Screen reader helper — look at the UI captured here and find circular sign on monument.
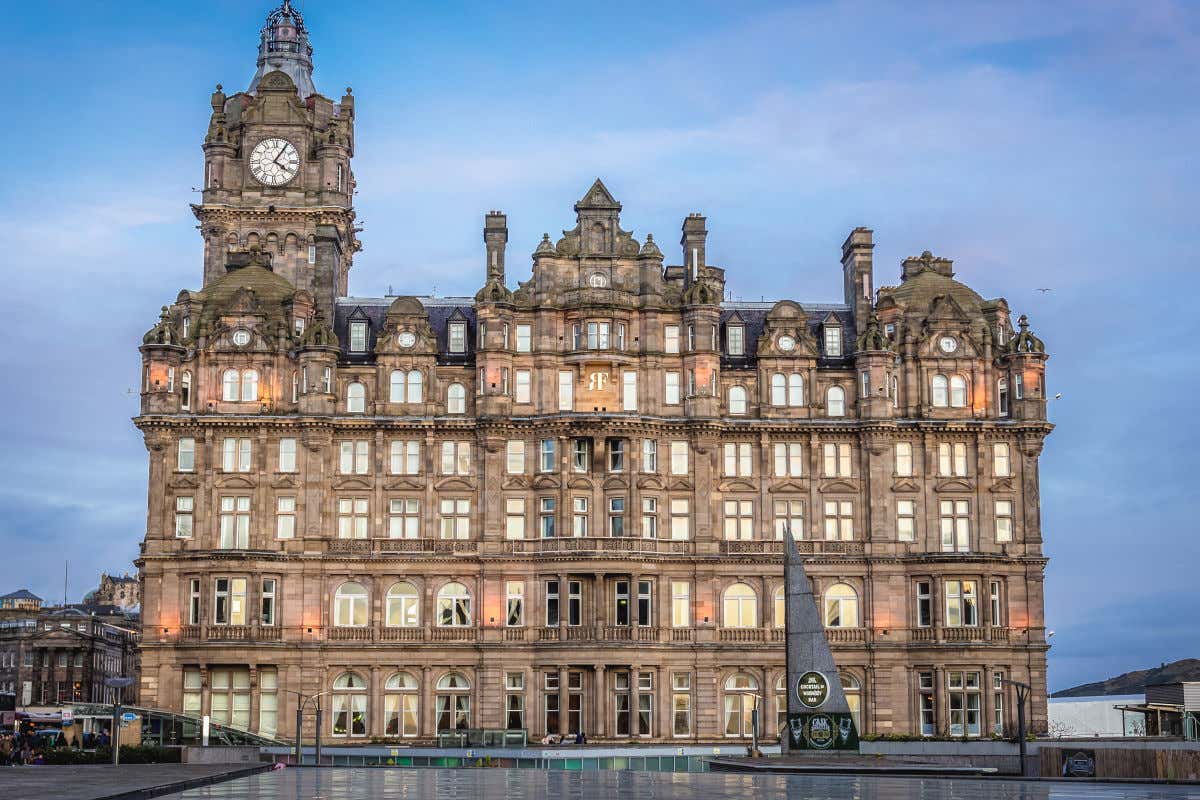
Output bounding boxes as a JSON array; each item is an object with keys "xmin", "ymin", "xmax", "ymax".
[
  {"xmin": 804, "ymin": 713, "xmax": 836, "ymax": 749},
  {"xmin": 796, "ymin": 671, "xmax": 829, "ymax": 709}
]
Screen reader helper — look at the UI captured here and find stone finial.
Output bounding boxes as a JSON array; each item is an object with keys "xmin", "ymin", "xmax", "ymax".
[{"xmin": 534, "ymin": 233, "xmax": 555, "ymax": 255}]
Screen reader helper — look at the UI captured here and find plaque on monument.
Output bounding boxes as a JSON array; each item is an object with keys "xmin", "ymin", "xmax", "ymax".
[{"xmin": 782, "ymin": 526, "xmax": 859, "ymax": 752}]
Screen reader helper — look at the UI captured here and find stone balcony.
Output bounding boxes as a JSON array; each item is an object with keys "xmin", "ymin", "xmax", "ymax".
[{"xmin": 909, "ymin": 626, "xmax": 1014, "ymax": 644}]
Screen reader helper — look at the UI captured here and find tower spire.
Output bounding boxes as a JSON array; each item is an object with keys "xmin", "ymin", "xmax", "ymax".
[{"xmin": 248, "ymin": 0, "xmax": 317, "ymax": 98}]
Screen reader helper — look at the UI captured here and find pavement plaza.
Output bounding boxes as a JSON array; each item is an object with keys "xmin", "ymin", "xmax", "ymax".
[{"xmin": 162, "ymin": 767, "xmax": 1200, "ymax": 800}]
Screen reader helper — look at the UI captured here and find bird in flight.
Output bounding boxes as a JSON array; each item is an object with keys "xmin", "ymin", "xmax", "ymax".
[{"xmin": 1036, "ymin": 288, "xmax": 1053, "ymax": 293}]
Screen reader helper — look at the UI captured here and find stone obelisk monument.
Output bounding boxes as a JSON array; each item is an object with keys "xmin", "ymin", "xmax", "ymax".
[{"xmin": 782, "ymin": 526, "xmax": 859, "ymax": 752}]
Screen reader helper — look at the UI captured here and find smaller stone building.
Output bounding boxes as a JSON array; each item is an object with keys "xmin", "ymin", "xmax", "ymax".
[{"xmin": 86, "ymin": 573, "xmax": 142, "ymax": 612}]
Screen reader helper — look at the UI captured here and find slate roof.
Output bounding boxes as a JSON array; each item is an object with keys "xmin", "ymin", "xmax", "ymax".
[
  {"xmin": 333, "ymin": 296, "xmax": 855, "ymax": 367},
  {"xmin": 0, "ymin": 589, "xmax": 42, "ymax": 602}
]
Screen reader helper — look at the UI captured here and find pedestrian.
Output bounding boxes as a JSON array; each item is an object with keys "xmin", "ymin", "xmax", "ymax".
[{"xmin": 0, "ymin": 733, "xmax": 11, "ymax": 766}]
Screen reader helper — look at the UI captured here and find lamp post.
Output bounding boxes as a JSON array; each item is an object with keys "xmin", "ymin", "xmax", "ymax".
[
  {"xmin": 1002, "ymin": 679, "xmax": 1031, "ymax": 775},
  {"xmin": 734, "ymin": 691, "xmax": 763, "ymax": 756},
  {"xmin": 103, "ymin": 677, "xmax": 135, "ymax": 767},
  {"xmin": 283, "ymin": 689, "xmax": 331, "ymax": 766}
]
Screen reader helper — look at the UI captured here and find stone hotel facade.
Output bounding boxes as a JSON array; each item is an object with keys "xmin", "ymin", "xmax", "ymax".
[{"xmin": 135, "ymin": 1, "xmax": 1052, "ymax": 744}]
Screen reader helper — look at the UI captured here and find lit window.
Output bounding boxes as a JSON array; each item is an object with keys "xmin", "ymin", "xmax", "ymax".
[
  {"xmin": 213, "ymin": 577, "xmax": 247, "ymax": 626},
  {"xmin": 823, "ymin": 583, "xmax": 859, "ymax": 628},
  {"xmin": 669, "ymin": 498, "xmax": 690, "ymax": 540},
  {"xmin": 671, "ymin": 582, "xmax": 690, "ymax": 627},
  {"xmin": 945, "ymin": 580, "xmax": 978, "ymax": 628},
  {"xmin": 723, "ymin": 584, "xmax": 757, "ymax": 628},
  {"xmin": 385, "ymin": 584, "xmax": 420, "ymax": 627},
  {"xmin": 823, "ymin": 500, "xmax": 854, "ymax": 540}
]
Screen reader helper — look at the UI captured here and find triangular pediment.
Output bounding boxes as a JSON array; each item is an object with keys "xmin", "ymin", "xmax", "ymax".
[
  {"xmin": 769, "ymin": 479, "xmax": 807, "ymax": 494},
  {"xmin": 576, "ymin": 178, "xmax": 620, "ymax": 210},
  {"xmin": 502, "ymin": 476, "xmax": 530, "ymax": 490},
  {"xmin": 385, "ymin": 477, "xmax": 424, "ymax": 491},
  {"xmin": 667, "ymin": 477, "xmax": 694, "ymax": 491},
  {"xmin": 927, "ymin": 294, "xmax": 969, "ymax": 321},
  {"xmin": 989, "ymin": 478, "xmax": 1016, "ymax": 493},
  {"xmin": 169, "ymin": 474, "xmax": 200, "ymax": 490},
  {"xmin": 636, "ymin": 475, "xmax": 665, "ymax": 491},
  {"xmin": 891, "ymin": 479, "xmax": 921, "ymax": 493},
  {"xmin": 270, "ymin": 474, "xmax": 298, "ymax": 490},
  {"xmin": 532, "ymin": 475, "xmax": 561, "ymax": 490}
]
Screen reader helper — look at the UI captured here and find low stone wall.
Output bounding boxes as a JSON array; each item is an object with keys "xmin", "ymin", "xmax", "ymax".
[
  {"xmin": 181, "ymin": 745, "xmax": 263, "ymax": 765},
  {"xmin": 860, "ymin": 740, "xmax": 1023, "ymax": 774}
]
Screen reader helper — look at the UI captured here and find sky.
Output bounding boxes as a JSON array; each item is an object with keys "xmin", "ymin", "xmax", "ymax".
[{"xmin": 0, "ymin": 0, "xmax": 1196, "ymax": 692}]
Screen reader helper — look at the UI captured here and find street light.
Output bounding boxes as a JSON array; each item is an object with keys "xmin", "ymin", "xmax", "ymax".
[
  {"xmin": 103, "ymin": 676, "xmax": 135, "ymax": 767},
  {"xmin": 732, "ymin": 690, "xmax": 763, "ymax": 756},
  {"xmin": 1001, "ymin": 679, "xmax": 1032, "ymax": 775},
  {"xmin": 282, "ymin": 689, "xmax": 331, "ymax": 766}
]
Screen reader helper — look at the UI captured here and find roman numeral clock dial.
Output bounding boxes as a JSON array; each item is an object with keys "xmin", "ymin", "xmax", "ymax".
[{"xmin": 249, "ymin": 137, "xmax": 300, "ymax": 186}]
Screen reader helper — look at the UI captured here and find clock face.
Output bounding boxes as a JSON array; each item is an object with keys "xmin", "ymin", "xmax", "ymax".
[
  {"xmin": 939, "ymin": 336, "xmax": 958, "ymax": 354},
  {"xmin": 398, "ymin": 332, "xmax": 417, "ymax": 348},
  {"xmin": 249, "ymin": 137, "xmax": 300, "ymax": 186},
  {"xmin": 778, "ymin": 335, "xmax": 796, "ymax": 352}
]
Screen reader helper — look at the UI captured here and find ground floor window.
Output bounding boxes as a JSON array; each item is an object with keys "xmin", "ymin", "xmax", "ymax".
[
  {"xmin": 210, "ymin": 667, "xmax": 251, "ymax": 729},
  {"xmin": 436, "ymin": 672, "xmax": 471, "ymax": 731},
  {"xmin": 947, "ymin": 670, "xmax": 982, "ymax": 737},
  {"xmin": 332, "ymin": 671, "xmax": 367, "ymax": 737},
  {"xmin": 672, "ymin": 672, "xmax": 691, "ymax": 736},
  {"xmin": 723, "ymin": 673, "xmax": 758, "ymax": 737},
  {"xmin": 918, "ymin": 671, "xmax": 935, "ymax": 736},
  {"xmin": 384, "ymin": 672, "xmax": 419, "ymax": 737}
]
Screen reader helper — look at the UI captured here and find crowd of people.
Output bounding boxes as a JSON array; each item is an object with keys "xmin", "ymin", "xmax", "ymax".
[{"xmin": 0, "ymin": 728, "xmax": 110, "ymax": 765}]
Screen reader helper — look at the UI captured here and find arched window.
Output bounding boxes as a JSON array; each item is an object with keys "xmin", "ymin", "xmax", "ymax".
[
  {"xmin": 222, "ymin": 369, "xmax": 239, "ymax": 402},
  {"xmin": 386, "ymin": 582, "xmax": 420, "ymax": 628},
  {"xmin": 723, "ymin": 673, "xmax": 759, "ymax": 737},
  {"xmin": 437, "ymin": 582, "xmax": 471, "ymax": 627},
  {"xmin": 346, "ymin": 381, "xmax": 365, "ymax": 413},
  {"xmin": 788, "ymin": 373, "xmax": 805, "ymax": 407},
  {"xmin": 823, "ymin": 583, "xmax": 859, "ymax": 628},
  {"xmin": 331, "ymin": 671, "xmax": 367, "ymax": 737},
  {"xmin": 390, "ymin": 370, "xmax": 406, "ymax": 403},
  {"xmin": 407, "ymin": 371, "xmax": 423, "ymax": 403},
  {"xmin": 384, "ymin": 671, "xmax": 419, "ymax": 737},
  {"xmin": 931, "ymin": 374, "xmax": 949, "ymax": 407},
  {"xmin": 723, "ymin": 583, "xmax": 758, "ymax": 628},
  {"xmin": 728, "ymin": 386, "xmax": 747, "ymax": 415},
  {"xmin": 826, "ymin": 386, "xmax": 845, "ymax": 417},
  {"xmin": 435, "ymin": 672, "xmax": 471, "ymax": 732},
  {"xmin": 773, "ymin": 586, "xmax": 786, "ymax": 629},
  {"xmin": 241, "ymin": 369, "xmax": 259, "ymax": 402},
  {"xmin": 333, "ymin": 581, "xmax": 368, "ymax": 627},
  {"xmin": 447, "ymin": 383, "xmax": 466, "ymax": 415},
  {"xmin": 841, "ymin": 673, "xmax": 862, "ymax": 733},
  {"xmin": 770, "ymin": 374, "xmax": 786, "ymax": 407},
  {"xmin": 181, "ymin": 371, "xmax": 192, "ymax": 411},
  {"xmin": 949, "ymin": 375, "xmax": 968, "ymax": 408}
]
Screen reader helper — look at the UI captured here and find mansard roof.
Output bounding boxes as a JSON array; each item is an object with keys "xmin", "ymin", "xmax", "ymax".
[
  {"xmin": 335, "ymin": 296, "xmax": 476, "ymax": 365},
  {"xmin": 720, "ymin": 302, "xmax": 855, "ymax": 368}
]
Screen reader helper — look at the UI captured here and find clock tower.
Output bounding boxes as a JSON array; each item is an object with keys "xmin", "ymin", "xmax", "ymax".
[{"xmin": 194, "ymin": 0, "xmax": 359, "ymax": 319}]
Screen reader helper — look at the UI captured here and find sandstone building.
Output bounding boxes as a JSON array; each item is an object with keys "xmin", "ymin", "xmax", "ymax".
[{"xmin": 135, "ymin": 1, "xmax": 1052, "ymax": 744}]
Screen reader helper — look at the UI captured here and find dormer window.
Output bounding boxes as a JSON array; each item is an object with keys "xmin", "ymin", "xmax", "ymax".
[
  {"xmin": 727, "ymin": 324, "xmax": 744, "ymax": 356},
  {"xmin": 824, "ymin": 326, "xmax": 842, "ymax": 357},
  {"xmin": 448, "ymin": 321, "xmax": 466, "ymax": 353},
  {"xmin": 349, "ymin": 321, "xmax": 368, "ymax": 353}
]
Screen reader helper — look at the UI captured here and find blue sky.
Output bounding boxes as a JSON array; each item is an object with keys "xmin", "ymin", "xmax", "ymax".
[{"xmin": 1, "ymin": 1, "xmax": 1196, "ymax": 691}]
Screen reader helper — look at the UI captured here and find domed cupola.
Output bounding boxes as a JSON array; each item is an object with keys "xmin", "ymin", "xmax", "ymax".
[{"xmin": 249, "ymin": 0, "xmax": 316, "ymax": 98}]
